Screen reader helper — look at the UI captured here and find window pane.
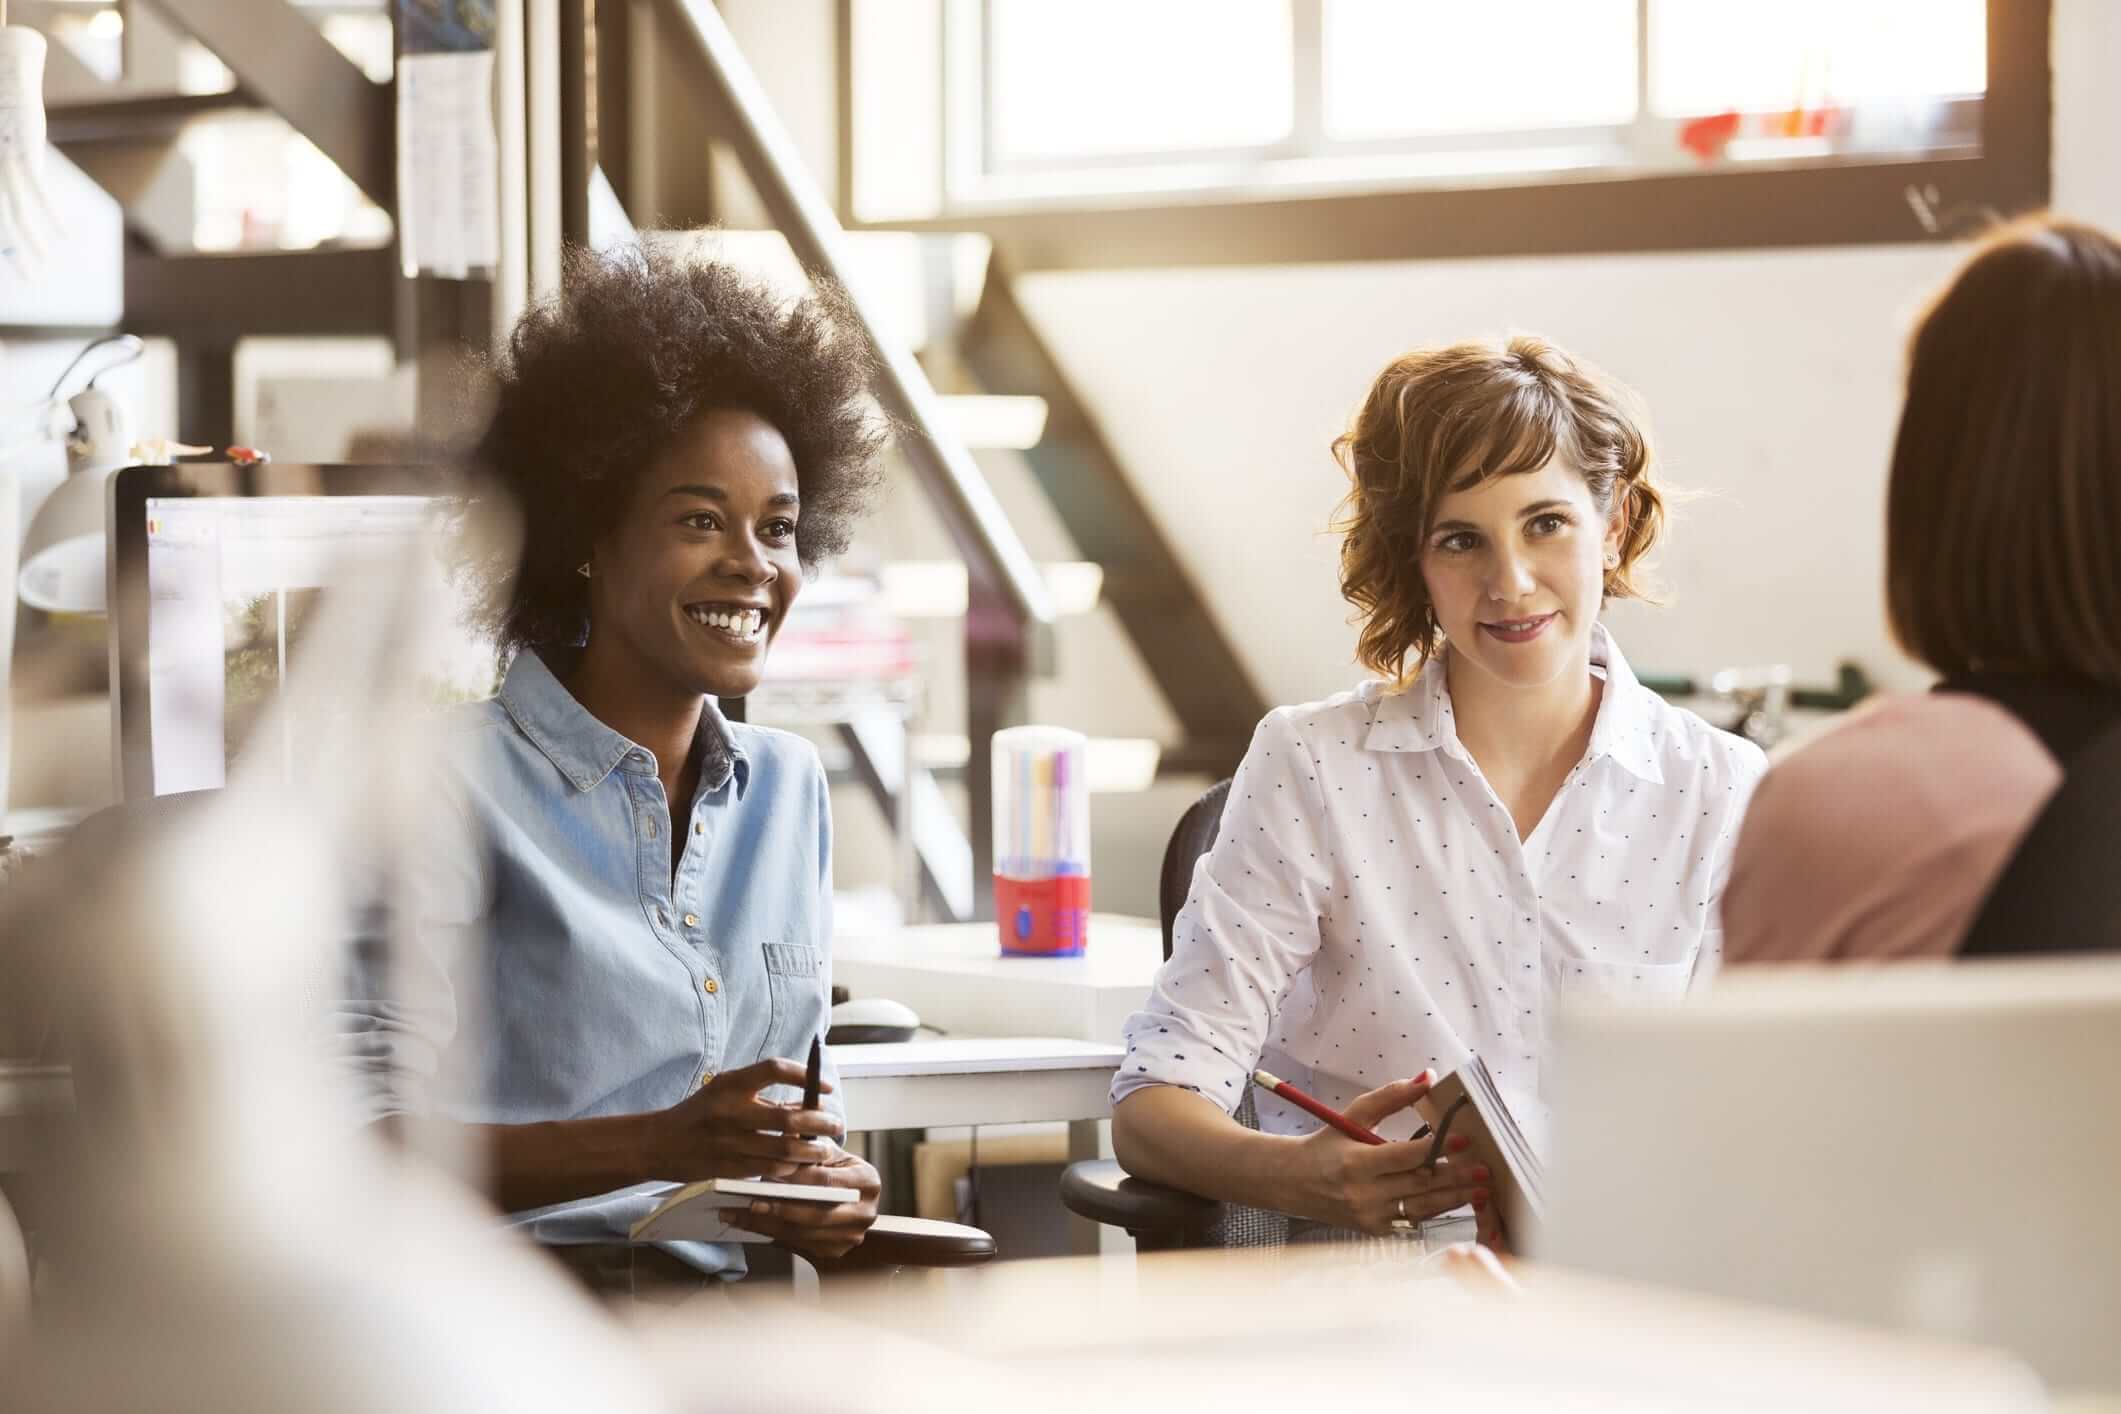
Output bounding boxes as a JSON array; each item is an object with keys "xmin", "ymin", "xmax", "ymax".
[
  {"xmin": 986, "ymin": 0, "xmax": 1293, "ymax": 162},
  {"xmin": 1651, "ymin": 0, "xmax": 1985, "ymax": 116},
  {"xmin": 1324, "ymin": 0, "xmax": 1638, "ymax": 140}
]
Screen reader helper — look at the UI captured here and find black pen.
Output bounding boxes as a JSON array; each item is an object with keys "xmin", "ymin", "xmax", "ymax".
[{"xmin": 801, "ymin": 1034, "xmax": 822, "ymax": 1118}]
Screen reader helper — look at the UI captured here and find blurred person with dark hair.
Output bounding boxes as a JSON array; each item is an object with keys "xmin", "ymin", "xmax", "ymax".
[
  {"xmin": 1724, "ymin": 217, "xmax": 2121, "ymax": 962},
  {"xmin": 343, "ymin": 243, "xmax": 889, "ymax": 1285},
  {"xmin": 1111, "ymin": 337, "xmax": 1765, "ymax": 1243}
]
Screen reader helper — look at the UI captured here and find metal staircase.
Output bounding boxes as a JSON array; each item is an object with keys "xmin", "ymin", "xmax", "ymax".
[{"xmin": 14, "ymin": 0, "xmax": 1264, "ymax": 921}]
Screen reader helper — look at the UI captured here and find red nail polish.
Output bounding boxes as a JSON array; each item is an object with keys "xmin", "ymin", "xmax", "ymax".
[
  {"xmin": 1470, "ymin": 1165, "xmax": 1491, "ymax": 1182},
  {"xmin": 1447, "ymin": 1134, "xmax": 1472, "ymax": 1152},
  {"xmin": 1470, "ymin": 1192, "xmax": 1488, "ymax": 1210}
]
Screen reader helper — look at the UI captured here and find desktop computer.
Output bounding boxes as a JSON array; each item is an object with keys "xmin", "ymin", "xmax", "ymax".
[{"xmin": 106, "ymin": 463, "xmax": 496, "ymax": 800}]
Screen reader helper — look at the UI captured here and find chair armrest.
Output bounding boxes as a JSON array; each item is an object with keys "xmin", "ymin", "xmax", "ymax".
[
  {"xmin": 1059, "ymin": 1159, "xmax": 1218, "ymax": 1239},
  {"xmin": 807, "ymin": 1215, "xmax": 997, "ymax": 1275}
]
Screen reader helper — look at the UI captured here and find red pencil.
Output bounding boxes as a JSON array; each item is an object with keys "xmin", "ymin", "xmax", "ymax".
[{"xmin": 1251, "ymin": 1068, "xmax": 1416, "ymax": 1146}]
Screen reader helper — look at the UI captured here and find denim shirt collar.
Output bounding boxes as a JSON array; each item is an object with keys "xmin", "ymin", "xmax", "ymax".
[{"xmin": 497, "ymin": 648, "xmax": 750, "ymax": 798}]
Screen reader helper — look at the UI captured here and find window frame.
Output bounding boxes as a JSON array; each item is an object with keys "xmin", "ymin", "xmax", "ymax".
[{"xmin": 845, "ymin": 0, "xmax": 2048, "ymax": 270}]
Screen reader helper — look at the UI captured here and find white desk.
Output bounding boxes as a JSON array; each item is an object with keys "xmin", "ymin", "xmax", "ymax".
[
  {"xmin": 837, "ymin": 1036, "xmax": 1123, "ymax": 1258},
  {"xmin": 832, "ymin": 914, "xmax": 1163, "ymax": 1045},
  {"xmin": 837, "ymin": 1038, "xmax": 1123, "ymax": 1133}
]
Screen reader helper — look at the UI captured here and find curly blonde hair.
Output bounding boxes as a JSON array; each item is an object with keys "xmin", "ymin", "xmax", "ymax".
[{"xmin": 1332, "ymin": 335, "xmax": 1664, "ymax": 683}]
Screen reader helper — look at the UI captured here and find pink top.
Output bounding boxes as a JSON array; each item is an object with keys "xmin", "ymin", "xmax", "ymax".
[{"xmin": 1722, "ymin": 693, "xmax": 2061, "ymax": 962}]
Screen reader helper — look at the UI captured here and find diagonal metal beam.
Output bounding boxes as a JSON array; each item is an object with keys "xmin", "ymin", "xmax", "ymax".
[
  {"xmin": 137, "ymin": 0, "xmax": 393, "ymax": 207},
  {"xmin": 961, "ymin": 263, "xmax": 1267, "ymax": 776}
]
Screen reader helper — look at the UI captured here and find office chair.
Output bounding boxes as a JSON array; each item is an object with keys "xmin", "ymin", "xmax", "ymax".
[{"xmin": 1059, "ymin": 779, "xmax": 1350, "ymax": 1251}]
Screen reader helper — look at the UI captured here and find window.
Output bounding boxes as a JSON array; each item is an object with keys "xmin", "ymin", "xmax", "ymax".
[
  {"xmin": 952, "ymin": 0, "xmax": 1990, "ymax": 205},
  {"xmin": 848, "ymin": 0, "xmax": 2043, "ymax": 261}
]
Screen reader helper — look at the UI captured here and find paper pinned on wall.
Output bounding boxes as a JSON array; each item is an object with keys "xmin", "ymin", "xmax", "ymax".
[{"xmin": 395, "ymin": 49, "xmax": 499, "ymax": 280}]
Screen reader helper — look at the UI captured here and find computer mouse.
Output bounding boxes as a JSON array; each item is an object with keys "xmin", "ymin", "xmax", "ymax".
[{"xmin": 827, "ymin": 996, "xmax": 921, "ymax": 1045}]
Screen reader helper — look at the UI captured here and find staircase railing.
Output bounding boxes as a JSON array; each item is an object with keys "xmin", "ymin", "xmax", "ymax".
[{"xmin": 661, "ymin": 0, "xmax": 1054, "ymax": 918}]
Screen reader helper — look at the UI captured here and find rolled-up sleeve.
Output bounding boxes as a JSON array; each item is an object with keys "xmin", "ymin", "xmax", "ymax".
[{"xmin": 1112, "ymin": 708, "xmax": 1337, "ymax": 1113}]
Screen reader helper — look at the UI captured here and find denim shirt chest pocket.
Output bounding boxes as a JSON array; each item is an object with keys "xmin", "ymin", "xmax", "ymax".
[{"xmin": 757, "ymin": 940, "xmax": 826, "ymax": 1073}]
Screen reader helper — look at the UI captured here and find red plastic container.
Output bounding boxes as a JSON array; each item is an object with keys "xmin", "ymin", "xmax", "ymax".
[{"xmin": 995, "ymin": 873, "xmax": 1091, "ymax": 956}]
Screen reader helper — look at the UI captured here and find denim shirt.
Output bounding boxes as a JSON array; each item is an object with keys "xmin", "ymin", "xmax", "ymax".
[{"xmin": 340, "ymin": 648, "xmax": 840, "ymax": 1275}]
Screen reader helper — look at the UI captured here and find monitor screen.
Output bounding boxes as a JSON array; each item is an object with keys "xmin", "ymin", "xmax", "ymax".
[{"xmin": 112, "ymin": 466, "xmax": 498, "ymax": 799}]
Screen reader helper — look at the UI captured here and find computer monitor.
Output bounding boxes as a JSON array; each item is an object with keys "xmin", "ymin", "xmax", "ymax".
[
  {"xmin": 1535, "ymin": 959, "xmax": 2121, "ymax": 1392},
  {"xmin": 108, "ymin": 463, "xmax": 498, "ymax": 800}
]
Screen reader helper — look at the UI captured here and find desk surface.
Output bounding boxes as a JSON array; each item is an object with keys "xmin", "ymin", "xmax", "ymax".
[
  {"xmin": 833, "ymin": 916, "xmax": 1164, "ymax": 1046},
  {"xmin": 837, "ymin": 1037, "xmax": 1124, "ymax": 1078},
  {"xmin": 834, "ymin": 1038, "xmax": 1120, "ymax": 1132}
]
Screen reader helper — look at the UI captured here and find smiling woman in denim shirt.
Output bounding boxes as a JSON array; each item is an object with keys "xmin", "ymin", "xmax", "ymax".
[{"xmin": 343, "ymin": 245, "xmax": 887, "ymax": 1281}]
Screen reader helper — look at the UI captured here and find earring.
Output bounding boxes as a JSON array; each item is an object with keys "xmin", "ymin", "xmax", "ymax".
[
  {"xmin": 576, "ymin": 562, "xmax": 592, "ymax": 579},
  {"xmin": 1604, "ymin": 550, "xmax": 1620, "ymax": 569}
]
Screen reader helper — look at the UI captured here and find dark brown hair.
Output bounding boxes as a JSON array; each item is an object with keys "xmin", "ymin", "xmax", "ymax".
[
  {"xmin": 1886, "ymin": 217, "xmax": 2121, "ymax": 689},
  {"xmin": 1332, "ymin": 335, "xmax": 1664, "ymax": 682}
]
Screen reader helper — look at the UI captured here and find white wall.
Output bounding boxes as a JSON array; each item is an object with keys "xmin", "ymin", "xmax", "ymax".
[
  {"xmin": 724, "ymin": 0, "xmax": 2120, "ymax": 919},
  {"xmin": 1012, "ymin": 0, "xmax": 2117, "ymax": 710}
]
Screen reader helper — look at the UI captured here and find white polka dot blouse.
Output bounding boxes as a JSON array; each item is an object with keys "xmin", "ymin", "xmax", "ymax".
[{"xmin": 1114, "ymin": 624, "xmax": 1767, "ymax": 1157}]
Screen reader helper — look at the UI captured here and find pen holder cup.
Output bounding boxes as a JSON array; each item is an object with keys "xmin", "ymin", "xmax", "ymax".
[
  {"xmin": 992, "ymin": 725, "xmax": 1091, "ymax": 957},
  {"xmin": 995, "ymin": 872, "xmax": 1090, "ymax": 957}
]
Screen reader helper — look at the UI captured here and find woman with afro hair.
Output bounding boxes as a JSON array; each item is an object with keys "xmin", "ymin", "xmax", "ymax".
[{"xmin": 343, "ymin": 243, "xmax": 890, "ymax": 1290}]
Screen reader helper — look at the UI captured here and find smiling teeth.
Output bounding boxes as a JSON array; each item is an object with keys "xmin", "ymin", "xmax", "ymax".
[{"xmin": 688, "ymin": 606, "xmax": 763, "ymax": 640}]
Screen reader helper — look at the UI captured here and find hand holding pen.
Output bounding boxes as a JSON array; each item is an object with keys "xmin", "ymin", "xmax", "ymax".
[
  {"xmin": 1267, "ymin": 1069, "xmax": 1491, "ymax": 1236},
  {"xmin": 736, "ymin": 1033, "xmax": 885, "ymax": 1260}
]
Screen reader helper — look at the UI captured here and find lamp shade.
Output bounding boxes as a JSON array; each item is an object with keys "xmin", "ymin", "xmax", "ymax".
[
  {"xmin": 19, "ymin": 464, "xmax": 111, "ymax": 615},
  {"xmin": 19, "ymin": 385, "xmax": 130, "ymax": 617}
]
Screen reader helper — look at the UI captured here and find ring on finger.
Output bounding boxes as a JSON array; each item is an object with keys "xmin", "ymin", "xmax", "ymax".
[{"xmin": 1396, "ymin": 1196, "xmax": 1407, "ymax": 1220}]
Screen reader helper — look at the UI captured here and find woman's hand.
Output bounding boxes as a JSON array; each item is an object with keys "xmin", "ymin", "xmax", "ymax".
[
  {"xmin": 730, "ymin": 1141, "xmax": 882, "ymax": 1260},
  {"xmin": 1286, "ymin": 1072, "xmax": 1491, "ymax": 1235},
  {"xmin": 638, "ymin": 1058, "xmax": 841, "ymax": 1181}
]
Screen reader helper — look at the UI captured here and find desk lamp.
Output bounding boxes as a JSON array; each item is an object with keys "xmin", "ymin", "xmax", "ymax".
[{"xmin": 16, "ymin": 334, "xmax": 142, "ymax": 616}]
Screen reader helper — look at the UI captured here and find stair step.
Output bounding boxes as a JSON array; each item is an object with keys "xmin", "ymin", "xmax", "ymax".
[{"xmin": 48, "ymin": 89, "xmax": 262, "ymax": 146}]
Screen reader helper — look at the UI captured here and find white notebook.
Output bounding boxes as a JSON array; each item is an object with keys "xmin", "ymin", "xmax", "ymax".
[
  {"xmin": 1425, "ymin": 1055, "xmax": 1545, "ymax": 1242},
  {"xmin": 629, "ymin": 1178, "xmax": 857, "ymax": 1244}
]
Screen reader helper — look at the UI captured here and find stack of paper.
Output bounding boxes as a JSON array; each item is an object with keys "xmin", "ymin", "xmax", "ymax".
[{"xmin": 1427, "ymin": 1055, "xmax": 1545, "ymax": 1234}]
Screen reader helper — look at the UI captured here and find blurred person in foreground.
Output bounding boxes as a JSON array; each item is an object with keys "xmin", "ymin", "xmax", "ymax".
[
  {"xmin": 1723, "ymin": 217, "xmax": 2121, "ymax": 962},
  {"xmin": 1111, "ymin": 337, "xmax": 1765, "ymax": 1245},
  {"xmin": 342, "ymin": 244, "xmax": 888, "ymax": 1289}
]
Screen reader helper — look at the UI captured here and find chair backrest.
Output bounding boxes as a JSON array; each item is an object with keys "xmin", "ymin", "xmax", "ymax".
[
  {"xmin": 1158, "ymin": 779, "xmax": 1231, "ymax": 961},
  {"xmin": 1959, "ymin": 718, "xmax": 2121, "ymax": 956}
]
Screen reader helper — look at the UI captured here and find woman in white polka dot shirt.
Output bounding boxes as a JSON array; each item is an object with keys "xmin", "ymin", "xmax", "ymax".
[{"xmin": 1111, "ymin": 337, "xmax": 1766, "ymax": 1243}]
